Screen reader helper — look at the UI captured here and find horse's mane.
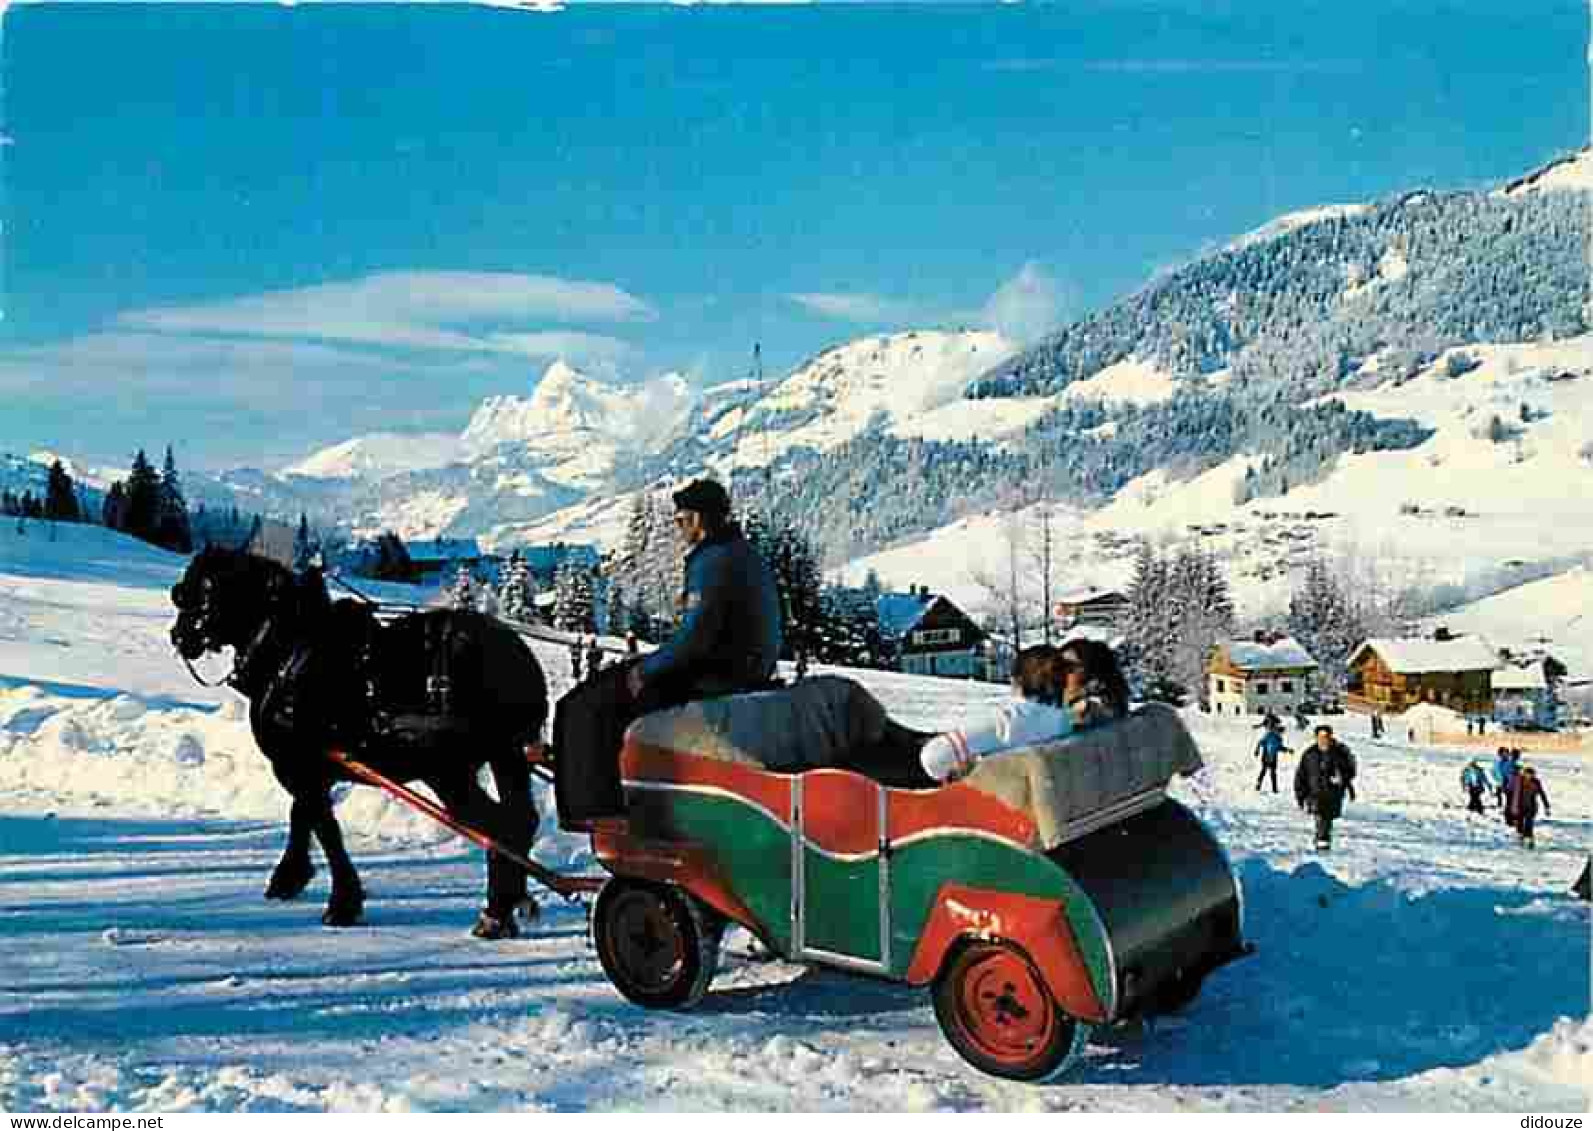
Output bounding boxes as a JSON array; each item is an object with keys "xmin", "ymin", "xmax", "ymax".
[{"xmin": 200, "ymin": 545, "xmax": 331, "ymax": 622}]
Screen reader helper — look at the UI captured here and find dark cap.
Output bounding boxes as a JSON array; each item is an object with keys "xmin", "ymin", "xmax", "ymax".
[
  {"xmin": 1314, "ymin": 724, "xmax": 1334, "ymax": 736},
  {"xmin": 672, "ymin": 478, "xmax": 731, "ymax": 517}
]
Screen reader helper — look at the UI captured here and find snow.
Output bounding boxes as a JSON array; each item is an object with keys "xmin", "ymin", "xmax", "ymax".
[
  {"xmin": 1063, "ymin": 355, "xmax": 1180, "ymax": 408},
  {"xmin": 1350, "ymin": 636, "xmax": 1500, "ymax": 676},
  {"xmin": 284, "ymin": 433, "xmax": 462, "ymax": 481},
  {"xmin": 1, "ymin": 521, "xmax": 1587, "ymax": 1111},
  {"xmin": 1228, "ymin": 204, "xmax": 1372, "ymax": 250},
  {"xmin": 713, "ymin": 331, "xmax": 1018, "ymax": 471},
  {"xmin": 1499, "ymin": 148, "xmax": 1593, "ymax": 198}
]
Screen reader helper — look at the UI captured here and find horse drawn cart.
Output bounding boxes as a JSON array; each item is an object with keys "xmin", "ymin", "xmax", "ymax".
[{"xmin": 567, "ymin": 675, "xmax": 1250, "ymax": 1082}]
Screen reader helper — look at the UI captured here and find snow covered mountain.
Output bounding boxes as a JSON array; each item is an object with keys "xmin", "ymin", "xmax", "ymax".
[{"xmin": 283, "ymin": 432, "xmax": 462, "ymax": 481}]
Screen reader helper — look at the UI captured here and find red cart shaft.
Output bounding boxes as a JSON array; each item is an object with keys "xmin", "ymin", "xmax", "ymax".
[{"xmin": 327, "ymin": 748, "xmax": 603, "ymax": 899}]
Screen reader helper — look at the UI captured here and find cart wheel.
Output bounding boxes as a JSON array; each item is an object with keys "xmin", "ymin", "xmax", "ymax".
[
  {"xmin": 932, "ymin": 940, "xmax": 1089, "ymax": 1083},
  {"xmin": 591, "ymin": 878, "xmax": 721, "ymax": 1010},
  {"xmin": 1150, "ymin": 971, "xmax": 1205, "ymax": 1015}
]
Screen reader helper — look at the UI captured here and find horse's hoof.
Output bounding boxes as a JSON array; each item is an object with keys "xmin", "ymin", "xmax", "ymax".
[
  {"xmin": 471, "ymin": 909, "xmax": 521, "ymax": 940},
  {"xmin": 321, "ymin": 892, "xmax": 365, "ymax": 927},
  {"xmin": 265, "ymin": 863, "xmax": 314, "ymax": 901}
]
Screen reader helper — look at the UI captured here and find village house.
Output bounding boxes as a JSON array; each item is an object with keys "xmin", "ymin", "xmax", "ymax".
[
  {"xmin": 878, "ymin": 586, "xmax": 988, "ymax": 679},
  {"xmin": 1491, "ymin": 657, "xmax": 1564, "ymax": 731},
  {"xmin": 1207, "ymin": 634, "xmax": 1318, "ymax": 717},
  {"xmin": 1345, "ymin": 630, "xmax": 1498, "ymax": 716},
  {"xmin": 405, "ymin": 537, "xmax": 487, "ymax": 586},
  {"xmin": 1053, "ymin": 587, "xmax": 1130, "ymax": 631}
]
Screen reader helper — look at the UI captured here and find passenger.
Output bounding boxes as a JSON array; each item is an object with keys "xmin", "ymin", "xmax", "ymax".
[{"xmin": 919, "ymin": 641, "xmax": 1127, "ymax": 783}]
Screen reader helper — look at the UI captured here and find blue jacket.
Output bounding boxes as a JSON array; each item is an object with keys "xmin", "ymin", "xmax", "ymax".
[
  {"xmin": 1461, "ymin": 763, "xmax": 1488, "ymax": 791},
  {"xmin": 1256, "ymin": 730, "xmax": 1286, "ymax": 762},
  {"xmin": 639, "ymin": 524, "xmax": 783, "ymax": 697},
  {"xmin": 1493, "ymin": 754, "xmax": 1517, "ymax": 790}
]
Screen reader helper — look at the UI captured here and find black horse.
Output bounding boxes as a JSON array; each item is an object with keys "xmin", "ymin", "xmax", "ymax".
[{"xmin": 169, "ymin": 545, "xmax": 548, "ymax": 938}]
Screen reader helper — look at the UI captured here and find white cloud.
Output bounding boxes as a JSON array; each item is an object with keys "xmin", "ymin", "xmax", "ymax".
[
  {"xmin": 981, "ymin": 261, "xmax": 1069, "ymax": 345},
  {"xmin": 117, "ymin": 271, "xmax": 656, "ymax": 354},
  {"xmin": 484, "ymin": 330, "xmax": 636, "ymax": 373},
  {"xmin": 788, "ymin": 291, "xmax": 917, "ymax": 324}
]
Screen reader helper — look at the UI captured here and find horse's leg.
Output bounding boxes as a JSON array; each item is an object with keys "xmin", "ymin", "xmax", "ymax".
[
  {"xmin": 485, "ymin": 743, "xmax": 537, "ymax": 921},
  {"xmin": 431, "ymin": 758, "xmax": 533, "ymax": 939},
  {"xmin": 265, "ymin": 793, "xmax": 317, "ymax": 900},
  {"xmin": 306, "ymin": 791, "xmax": 365, "ymax": 927}
]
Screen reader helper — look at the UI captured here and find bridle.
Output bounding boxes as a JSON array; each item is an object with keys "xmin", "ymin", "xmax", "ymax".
[{"xmin": 173, "ymin": 569, "xmax": 285, "ymax": 691}]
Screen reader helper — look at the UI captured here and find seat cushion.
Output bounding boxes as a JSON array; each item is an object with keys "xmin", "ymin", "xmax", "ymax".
[
  {"xmin": 960, "ymin": 702, "xmax": 1204, "ymax": 849},
  {"xmin": 623, "ymin": 675, "xmax": 889, "ymax": 772}
]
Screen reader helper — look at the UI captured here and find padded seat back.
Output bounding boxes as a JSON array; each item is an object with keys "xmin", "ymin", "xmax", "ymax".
[{"xmin": 961, "ymin": 703, "xmax": 1204, "ymax": 849}]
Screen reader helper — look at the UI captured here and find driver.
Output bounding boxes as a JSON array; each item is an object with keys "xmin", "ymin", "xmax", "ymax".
[{"xmin": 552, "ymin": 478, "xmax": 782, "ymax": 824}]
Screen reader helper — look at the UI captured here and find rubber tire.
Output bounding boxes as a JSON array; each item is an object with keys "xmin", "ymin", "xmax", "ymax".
[
  {"xmin": 591, "ymin": 878, "xmax": 721, "ymax": 1010},
  {"xmin": 931, "ymin": 940, "xmax": 1090, "ymax": 1083}
]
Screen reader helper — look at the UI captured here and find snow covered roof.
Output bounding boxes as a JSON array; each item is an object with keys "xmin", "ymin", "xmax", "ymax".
[
  {"xmin": 876, "ymin": 591, "xmax": 931, "ymax": 640},
  {"xmin": 1492, "ymin": 663, "xmax": 1549, "ymax": 691},
  {"xmin": 1224, "ymin": 636, "xmax": 1317, "ymax": 671},
  {"xmin": 406, "ymin": 537, "xmax": 483, "ymax": 563},
  {"xmin": 1054, "ymin": 586, "xmax": 1127, "ymax": 607},
  {"xmin": 1351, "ymin": 635, "xmax": 1499, "ymax": 674}
]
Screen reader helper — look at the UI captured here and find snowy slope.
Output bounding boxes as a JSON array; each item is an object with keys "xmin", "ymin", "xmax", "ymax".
[
  {"xmin": 0, "ymin": 525, "xmax": 1587, "ymax": 1112},
  {"xmin": 284, "ymin": 433, "xmax": 463, "ymax": 481},
  {"xmin": 709, "ymin": 331, "xmax": 1018, "ymax": 472}
]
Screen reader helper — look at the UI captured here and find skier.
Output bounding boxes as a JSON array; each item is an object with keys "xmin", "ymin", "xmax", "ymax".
[
  {"xmin": 1371, "ymin": 712, "xmax": 1384, "ymax": 740},
  {"xmin": 585, "ymin": 636, "xmax": 604, "ymax": 678},
  {"xmin": 568, "ymin": 637, "xmax": 584, "ymax": 683},
  {"xmin": 1294, "ymin": 724, "xmax": 1356, "ymax": 851},
  {"xmin": 624, "ymin": 630, "xmax": 639, "ymax": 657},
  {"xmin": 1504, "ymin": 765, "xmax": 1551, "ymax": 848},
  {"xmin": 1254, "ymin": 726, "xmax": 1287, "ymax": 793},
  {"xmin": 1459, "ymin": 760, "xmax": 1489, "ymax": 814}
]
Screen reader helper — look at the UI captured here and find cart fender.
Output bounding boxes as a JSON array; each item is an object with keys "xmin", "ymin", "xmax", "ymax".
[{"xmin": 905, "ymin": 883, "xmax": 1109, "ymax": 1023}]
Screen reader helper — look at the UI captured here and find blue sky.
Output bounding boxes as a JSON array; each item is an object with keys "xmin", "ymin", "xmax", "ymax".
[{"xmin": 1, "ymin": 1, "xmax": 1586, "ymax": 470}]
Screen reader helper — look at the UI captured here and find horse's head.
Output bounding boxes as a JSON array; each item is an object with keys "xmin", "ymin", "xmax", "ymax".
[{"xmin": 169, "ymin": 546, "xmax": 293, "ymax": 660}]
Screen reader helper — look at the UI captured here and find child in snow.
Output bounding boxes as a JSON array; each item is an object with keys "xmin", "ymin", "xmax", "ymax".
[
  {"xmin": 1255, "ymin": 727, "xmax": 1288, "ymax": 793},
  {"xmin": 1460, "ymin": 760, "xmax": 1489, "ymax": 814},
  {"xmin": 919, "ymin": 642, "xmax": 1126, "ymax": 783},
  {"xmin": 1505, "ymin": 765, "xmax": 1551, "ymax": 848}
]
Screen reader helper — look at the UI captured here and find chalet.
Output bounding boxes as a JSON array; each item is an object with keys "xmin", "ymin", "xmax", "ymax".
[
  {"xmin": 878, "ymin": 586, "xmax": 987, "ymax": 679},
  {"xmin": 1346, "ymin": 631, "xmax": 1498, "ymax": 716},
  {"xmin": 406, "ymin": 537, "xmax": 486, "ymax": 585},
  {"xmin": 1207, "ymin": 635, "xmax": 1318, "ymax": 717},
  {"xmin": 1054, "ymin": 587, "xmax": 1130, "ymax": 630},
  {"xmin": 1491, "ymin": 658, "xmax": 1563, "ymax": 731}
]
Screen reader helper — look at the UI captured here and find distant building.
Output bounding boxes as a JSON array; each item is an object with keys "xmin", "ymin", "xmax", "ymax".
[
  {"xmin": 1491, "ymin": 657, "xmax": 1563, "ymax": 730},
  {"xmin": 405, "ymin": 537, "xmax": 485, "ymax": 585},
  {"xmin": 1054, "ymin": 587, "xmax": 1130, "ymax": 630},
  {"xmin": 1346, "ymin": 631, "xmax": 1498, "ymax": 716},
  {"xmin": 878, "ymin": 586, "xmax": 987, "ymax": 679},
  {"xmin": 1207, "ymin": 634, "xmax": 1318, "ymax": 717}
]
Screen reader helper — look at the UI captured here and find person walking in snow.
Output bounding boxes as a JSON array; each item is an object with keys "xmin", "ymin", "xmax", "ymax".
[
  {"xmin": 568, "ymin": 637, "xmax": 584, "ymax": 683},
  {"xmin": 1254, "ymin": 726, "xmax": 1288, "ymax": 793},
  {"xmin": 1459, "ymin": 760, "xmax": 1489, "ymax": 814},
  {"xmin": 585, "ymin": 636, "xmax": 604, "ymax": 678},
  {"xmin": 1504, "ymin": 765, "xmax": 1550, "ymax": 848},
  {"xmin": 1492, "ymin": 746, "xmax": 1516, "ymax": 810},
  {"xmin": 1294, "ymin": 724, "xmax": 1356, "ymax": 851},
  {"xmin": 1371, "ymin": 712, "xmax": 1384, "ymax": 740}
]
